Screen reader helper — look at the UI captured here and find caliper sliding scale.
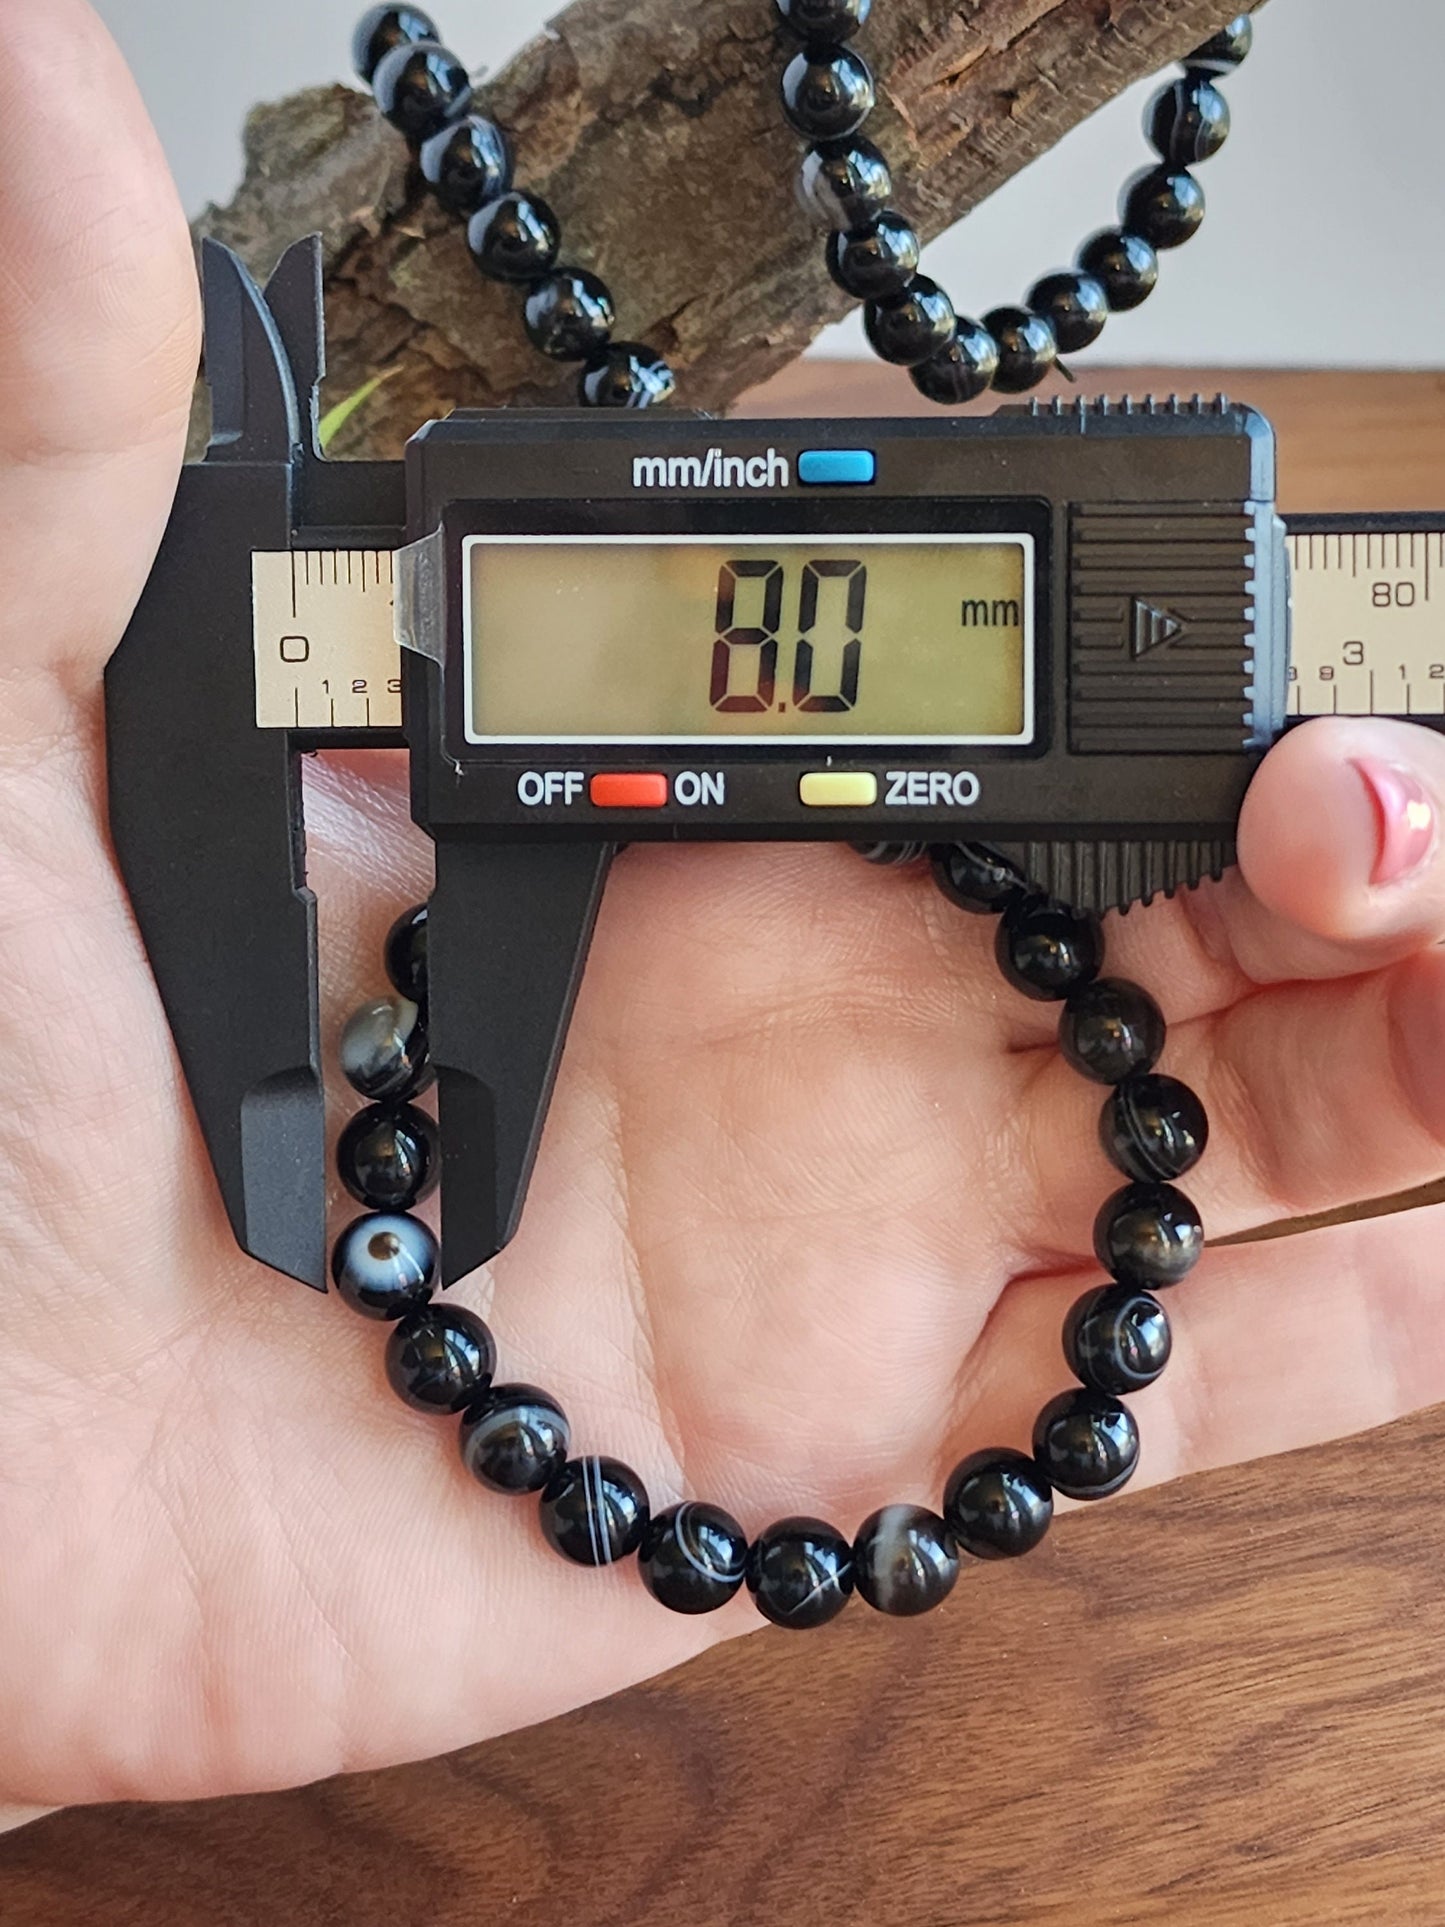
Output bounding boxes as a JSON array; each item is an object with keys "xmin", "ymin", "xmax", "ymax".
[{"xmin": 104, "ymin": 238, "xmax": 1445, "ymax": 1293}]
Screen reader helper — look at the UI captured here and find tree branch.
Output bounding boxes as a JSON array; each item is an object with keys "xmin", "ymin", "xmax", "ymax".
[{"xmin": 195, "ymin": 0, "xmax": 1265, "ymax": 454}]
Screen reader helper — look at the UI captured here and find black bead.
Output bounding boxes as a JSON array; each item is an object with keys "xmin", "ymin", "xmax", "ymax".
[
  {"xmin": 1094, "ymin": 1181, "xmax": 1205, "ymax": 1289},
  {"xmin": 746, "ymin": 1516, "xmax": 854, "ymax": 1629},
  {"xmin": 336, "ymin": 1102, "xmax": 439, "ymax": 1212},
  {"xmin": 579, "ymin": 343, "xmax": 676, "ymax": 410},
  {"xmin": 942, "ymin": 1449, "xmax": 1053, "ymax": 1560},
  {"xmin": 1064, "ymin": 1284, "xmax": 1172, "ymax": 1396},
  {"xmin": 864, "ymin": 275, "xmax": 956, "ymax": 367},
  {"xmin": 1059, "ymin": 977, "xmax": 1166, "ymax": 1085},
  {"xmin": 468, "ymin": 192, "xmax": 560, "ymax": 283},
  {"xmin": 372, "ymin": 40, "xmax": 472, "ymax": 145},
  {"xmin": 638, "ymin": 1502, "xmax": 749, "ymax": 1614},
  {"xmin": 984, "ymin": 306, "xmax": 1058, "ymax": 395},
  {"xmin": 797, "ymin": 137, "xmax": 892, "ymax": 231},
  {"xmin": 331, "ymin": 1211, "xmax": 437, "ymax": 1321},
  {"xmin": 826, "ymin": 213, "xmax": 920, "ymax": 301},
  {"xmin": 930, "ymin": 841, "xmax": 1026, "ymax": 916},
  {"xmin": 852, "ymin": 1504, "xmax": 960, "ymax": 1617},
  {"xmin": 523, "ymin": 268, "xmax": 615, "ymax": 361},
  {"xmin": 384, "ymin": 902, "xmax": 429, "ymax": 1008},
  {"xmin": 1077, "ymin": 228, "xmax": 1159, "ymax": 313},
  {"xmin": 910, "ymin": 319, "xmax": 999, "ymax": 405},
  {"xmin": 1121, "ymin": 166, "xmax": 1206, "ymax": 250},
  {"xmin": 385, "ymin": 1304, "xmax": 496, "ymax": 1412},
  {"xmin": 781, "ymin": 46, "xmax": 876, "ymax": 142},
  {"xmin": 1185, "ymin": 14, "xmax": 1253, "ymax": 76},
  {"xmin": 852, "ymin": 841, "xmax": 927, "ymax": 866},
  {"xmin": 339, "ymin": 996, "xmax": 432, "ymax": 1103},
  {"xmin": 1033, "ymin": 1388, "xmax": 1140, "ymax": 1502},
  {"xmin": 1027, "ymin": 269, "xmax": 1109, "ymax": 355},
  {"xmin": 1147, "ymin": 75, "xmax": 1230, "ymax": 168},
  {"xmin": 419, "ymin": 114, "xmax": 512, "ymax": 217},
  {"xmin": 539, "ymin": 1456, "xmax": 650, "ymax": 1567},
  {"xmin": 995, "ymin": 896, "xmax": 1103, "ymax": 1002},
  {"xmin": 459, "ymin": 1383, "xmax": 570, "ymax": 1494},
  {"xmin": 1102, "ymin": 1073, "xmax": 1210, "ymax": 1183},
  {"xmin": 352, "ymin": 4, "xmax": 438, "ymax": 85},
  {"xmin": 775, "ymin": 0, "xmax": 872, "ymax": 38}
]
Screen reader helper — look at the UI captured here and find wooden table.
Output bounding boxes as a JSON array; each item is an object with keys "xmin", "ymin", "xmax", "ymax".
[{"xmin": 6, "ymin": 365, "xmax": 1445, "ymax": 1927}]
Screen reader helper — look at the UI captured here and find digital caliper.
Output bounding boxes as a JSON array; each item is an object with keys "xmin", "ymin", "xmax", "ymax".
[{"xmin": 104, "ymin": 237, "xmax": 1445, "ymax": 1294}]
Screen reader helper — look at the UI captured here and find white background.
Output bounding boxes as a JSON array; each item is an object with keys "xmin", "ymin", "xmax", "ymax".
[{"xmin": 94, "ymin": 0, "xmax": 1442, "ymax": 367}]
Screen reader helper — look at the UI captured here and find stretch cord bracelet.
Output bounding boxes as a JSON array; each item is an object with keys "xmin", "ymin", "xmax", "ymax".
[
  {"xmin": 776, "ymin": 0, "xmax": 1252, "ymax": 404},
  {"xmin": 329, "ymin": 849, "xmax": 1209, "ymax": 1627},
  {"xmin": 353, "ymin": 5, "xmax": 677, "ymax": 409}
]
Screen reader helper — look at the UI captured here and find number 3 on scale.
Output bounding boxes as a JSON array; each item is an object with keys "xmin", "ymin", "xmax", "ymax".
[{"xmin": 711, "ymin": 559, "xmax": 865, "ymax": 715}]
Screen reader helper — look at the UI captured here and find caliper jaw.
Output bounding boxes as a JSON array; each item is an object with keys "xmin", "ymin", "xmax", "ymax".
[{"xmin": 105, "ymin": 238, "xmax": 402, "ymax": 1289}]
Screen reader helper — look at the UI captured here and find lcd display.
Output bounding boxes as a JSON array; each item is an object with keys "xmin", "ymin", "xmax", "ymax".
[{"xmin": 463, "ymin": 534, "xmax": 1034, "ymax": 744}]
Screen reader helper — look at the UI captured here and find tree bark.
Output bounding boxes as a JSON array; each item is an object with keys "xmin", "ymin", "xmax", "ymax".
[{"xmin": 195, "ymin": 0, "xmax": 1265, "ymax": 456}]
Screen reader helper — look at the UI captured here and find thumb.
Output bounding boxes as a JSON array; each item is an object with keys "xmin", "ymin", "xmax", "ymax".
[{"xmin": 0, "ymin": 0, "xmax": 199, "ymax": 726}]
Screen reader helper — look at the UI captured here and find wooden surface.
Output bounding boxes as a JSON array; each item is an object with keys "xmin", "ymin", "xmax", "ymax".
[{"xmin": 7, "ymin": 363, "xmax": 1445, "ymax": 1925}]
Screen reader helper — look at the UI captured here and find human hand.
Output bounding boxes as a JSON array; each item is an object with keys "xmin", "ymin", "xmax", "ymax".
[{"xmin": 7, "ymin": 0, "xmax": 1445, "ymax": 1812}]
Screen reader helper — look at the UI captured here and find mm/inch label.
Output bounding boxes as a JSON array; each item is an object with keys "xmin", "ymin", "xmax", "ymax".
[
  {"xmin": 252, "ymin": 549, "xmax": 400, "ymax": 731},
  {"xmin": 1288, "ymin": 527, "xmax": 1445, "ymax": 719}
]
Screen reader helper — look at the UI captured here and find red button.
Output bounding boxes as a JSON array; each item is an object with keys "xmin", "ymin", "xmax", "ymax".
[{"xmin": 589, "ymin": 773, "xmax": 669, "ymax": 810}]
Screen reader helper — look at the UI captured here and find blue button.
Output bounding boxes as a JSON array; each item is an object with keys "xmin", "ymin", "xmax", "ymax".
[{"xmin": 798, "ymin": 448, "xmax": 876, "ymax": 486}]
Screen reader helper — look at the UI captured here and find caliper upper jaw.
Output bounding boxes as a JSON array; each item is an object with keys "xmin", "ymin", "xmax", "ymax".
[{"xmin": 106, "ymin": 239, "xmax": 333, "ymax": 1287}]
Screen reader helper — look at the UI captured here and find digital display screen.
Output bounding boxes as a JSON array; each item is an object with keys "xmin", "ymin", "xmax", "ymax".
[{"xmin": 463, "ymin": 535, "xmax": 1034, "ymax": 745}]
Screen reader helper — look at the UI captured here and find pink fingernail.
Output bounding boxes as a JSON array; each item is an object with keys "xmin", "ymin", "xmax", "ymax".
[{"xmin": 1353, "ymin": 759, "xmax": 1439, "ymax": 886}]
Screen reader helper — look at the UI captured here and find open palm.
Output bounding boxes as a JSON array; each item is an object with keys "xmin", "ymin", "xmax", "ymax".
[{"xmin": 7, "ymin": 0, "xmax": 1445, "ymax": 1814}]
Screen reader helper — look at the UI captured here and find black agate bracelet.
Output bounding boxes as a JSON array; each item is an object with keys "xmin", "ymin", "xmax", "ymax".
[
  {"xmin": 776, "ymin": 0, "xmax": 1253, "ymax": 404},
  {"xmin": 352, "ymin": 5, "xmax": 676, "ymax": 408},
  {"xmin": 329, "ymin": 850, "xmax": 1208, "ymax": 1629}
]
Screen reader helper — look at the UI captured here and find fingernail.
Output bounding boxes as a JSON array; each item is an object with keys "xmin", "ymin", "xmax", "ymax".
[{"xmin": 1353, "ymin": 759, "xmax": 1439, "ymax": 886}]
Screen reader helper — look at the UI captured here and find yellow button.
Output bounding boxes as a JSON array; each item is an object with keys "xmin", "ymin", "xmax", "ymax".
[{"xmin": 799, "ymin": 771, "xmax": 879, "ymax": 809}]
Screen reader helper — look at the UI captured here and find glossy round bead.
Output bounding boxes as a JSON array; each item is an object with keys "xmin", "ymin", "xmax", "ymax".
[
  {"xmin": 1147, "ymin": 75, "xmax": 1230, "ymax": 168},
  {"xmin": 352, "ymin": 4, "xmax": 438, "ymax": 85},
  {"xmin": 852, "ymin": 841, "xmax": 926, "ymax": 866},
  {"xmin": 775, "ymin": 0, "xmax": 872, "ymax": 37},
  {"xmin": 578, "ymin": 343, "xmax": 677, "ymax": 409},
  {"xmin": 931, "ymin": 841, "xmax": 1027, "ymax": 916},
  {"xmin": 781, "ymin": 47, "xmax": 875, "ymax": 142},
  {"xmin": 910, "ymin": 319, "xmax": 999, "ymax": 405},
  {"xmin": 1027, "ymin": 269, "xmax": 1109, "ymax": 355},
  {"xmin": 523, "ymin": 268, "xmax": 615, "ymax": 361},
  {"xmin": 372, "ymin": 40, "xmax": 472, "ymax": 145},
  {"xmin": 942, "ymin": 1449, "xmax": 1053, "ymax": 1561},
  {"xmin": 1094, "ymin": 1181, "xmax": 1204, "ymax": 1290},
  {"xmin": 1077, "ymin": 228, "xmax": 1159, "ymax": 313},
  {"xmin": 638, "ymin": 1502, "xmax": 749, "ymax": 1614},
  {"xmin": 826, "ymin": 213, "xmax": 920, "ymax": 301},
  {"xmin": 539, "ymin": 1456, "xmax": 650, "ymax": 1567},
  {"xmin": 797, "ymin": 137, "xmax": 892, "ymax": 231},
  {"xmin": 746, "ymin": 1516, "xmax": 854, "ymax": 1629},
  {"xmin": 852, "ymin": 1505, "xmax": 960, "ymax": 1617},
  {"xmin": 1033, "ymin": 1388, "xmax": 1140, "ymax": 1501},
  {"xmin": 459, "ymin": 1383, "xmax": 570, "ymax": 1494},
  {"xmin": 1186, "ymin": 14, "xmax": 1253, "ymax": 75},
  {"xmin": 984, "ymin": 306, "xmax": 1058, "ymax": 395},
  {"xmin": 1121, "ymin": 166, "xmax": 1206, "ymax": 250},
  {"xmin": 336, "ymin": 1102, "xmax": 439, "ymax": 1212},
  {"xmin": 864, "ymin": 275, "xmax": 956, "ymax": 367},
  {"xmin": 1102, "ymin": 1073, "xmax": 1209, "ymax": 1183},
  {"xmin": 468, "ymin": 192, "xmax": 560, "ymax": 283},
  {"xmin": 995, "ymin": 897, "xmax": 1103, "ymax": 1002},
  {"xmin": 1064, "ymin": 1284, "xmax": 1172, "ymax": 1396},
  {"xmin": 1059, "ymin": 977, "xmax": 1166, "ymax": 1085},
  {"xmin": 339, "ymin": 996, "xmax": 431, "ymax": 1103},
  {"xmin": 330, "ymin": 1211, "xmax": 437, "ymax": 1321},
  {"xmin": 419, "ymin": 114, "xmax": 512, "ymax": 217},
  {"xmin": 385, "ymin": 1304, "xmax": 496, "ymax": 1413},
  {"xmin": 384, "ymin": 902, "xmax": 429, "ymax": 1007}
]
